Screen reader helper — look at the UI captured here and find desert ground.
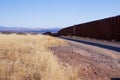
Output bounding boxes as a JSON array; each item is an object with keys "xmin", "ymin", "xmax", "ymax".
[
  {"xmin": 50, "ymin": 36, "xmax": 120, "ymax": 80},
  {"xmin": 0, "ymin": 34, "xmax": 120, "ymax": 80}
]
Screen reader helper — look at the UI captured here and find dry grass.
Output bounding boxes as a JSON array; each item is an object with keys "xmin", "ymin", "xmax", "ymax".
[{"xmin": 0, "ymin": 34, "xmax": 78, "ymax": 80}]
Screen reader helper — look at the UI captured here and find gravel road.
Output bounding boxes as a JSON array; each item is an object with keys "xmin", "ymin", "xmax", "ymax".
[{"xmin": 50, "ymin": 38, "xmax": 120, "ymax": 80}]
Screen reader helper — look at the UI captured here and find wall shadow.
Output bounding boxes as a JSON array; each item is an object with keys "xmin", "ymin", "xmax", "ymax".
[
  {"xmin": 60, "ymin": 37, "xmax": 120, "ymax": 52},
  {"xmin": 111, "ymin": 78, "xmax": 120, "ymax": 80}
]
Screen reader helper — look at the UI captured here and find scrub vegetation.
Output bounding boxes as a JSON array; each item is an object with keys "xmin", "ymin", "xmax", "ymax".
[{"xmin": 0, "ymin": 34, "xmax": 78, "ymax": 80}]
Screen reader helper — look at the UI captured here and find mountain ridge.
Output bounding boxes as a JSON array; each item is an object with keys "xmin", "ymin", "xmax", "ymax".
[{"xmin": 0, "ymin": 26, "xmax": 60, "ymax": 33}]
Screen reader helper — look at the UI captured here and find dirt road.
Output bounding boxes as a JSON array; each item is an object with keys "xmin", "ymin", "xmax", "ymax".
[{"xmin": 50, "ymin": 38, "xmax": 120, "ymax": 80}]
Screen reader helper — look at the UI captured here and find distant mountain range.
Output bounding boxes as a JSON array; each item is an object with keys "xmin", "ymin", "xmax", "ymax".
[{"xmin": 0, "ymin": 26, "xmax": 60, "ymax": 33}]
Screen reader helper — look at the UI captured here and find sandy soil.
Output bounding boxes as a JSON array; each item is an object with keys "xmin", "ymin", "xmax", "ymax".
[{"xmin": 50, "ymin": 39, "xmax": 120, "ymax": 80}]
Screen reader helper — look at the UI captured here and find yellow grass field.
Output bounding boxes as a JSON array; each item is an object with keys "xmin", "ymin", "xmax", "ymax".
[{"xmin": 0, "ymin": 34, "xmax": 78, "ymax": 80}]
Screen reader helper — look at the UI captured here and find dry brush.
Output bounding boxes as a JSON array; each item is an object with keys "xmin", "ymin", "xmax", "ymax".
[{"xmin": 0, "ymin": 34, "xmax": 78, "ymax": 80}]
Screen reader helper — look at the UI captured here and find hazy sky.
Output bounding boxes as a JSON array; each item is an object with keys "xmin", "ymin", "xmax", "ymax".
[{"xmin": 0, "ymin": 0, "xmax": 120, "ymax": 28}]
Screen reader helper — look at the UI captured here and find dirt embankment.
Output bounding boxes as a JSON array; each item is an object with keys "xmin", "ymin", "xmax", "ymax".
[{"xmin": 50, "ymin": 40, "xmax": 120, "ymax": 80}]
